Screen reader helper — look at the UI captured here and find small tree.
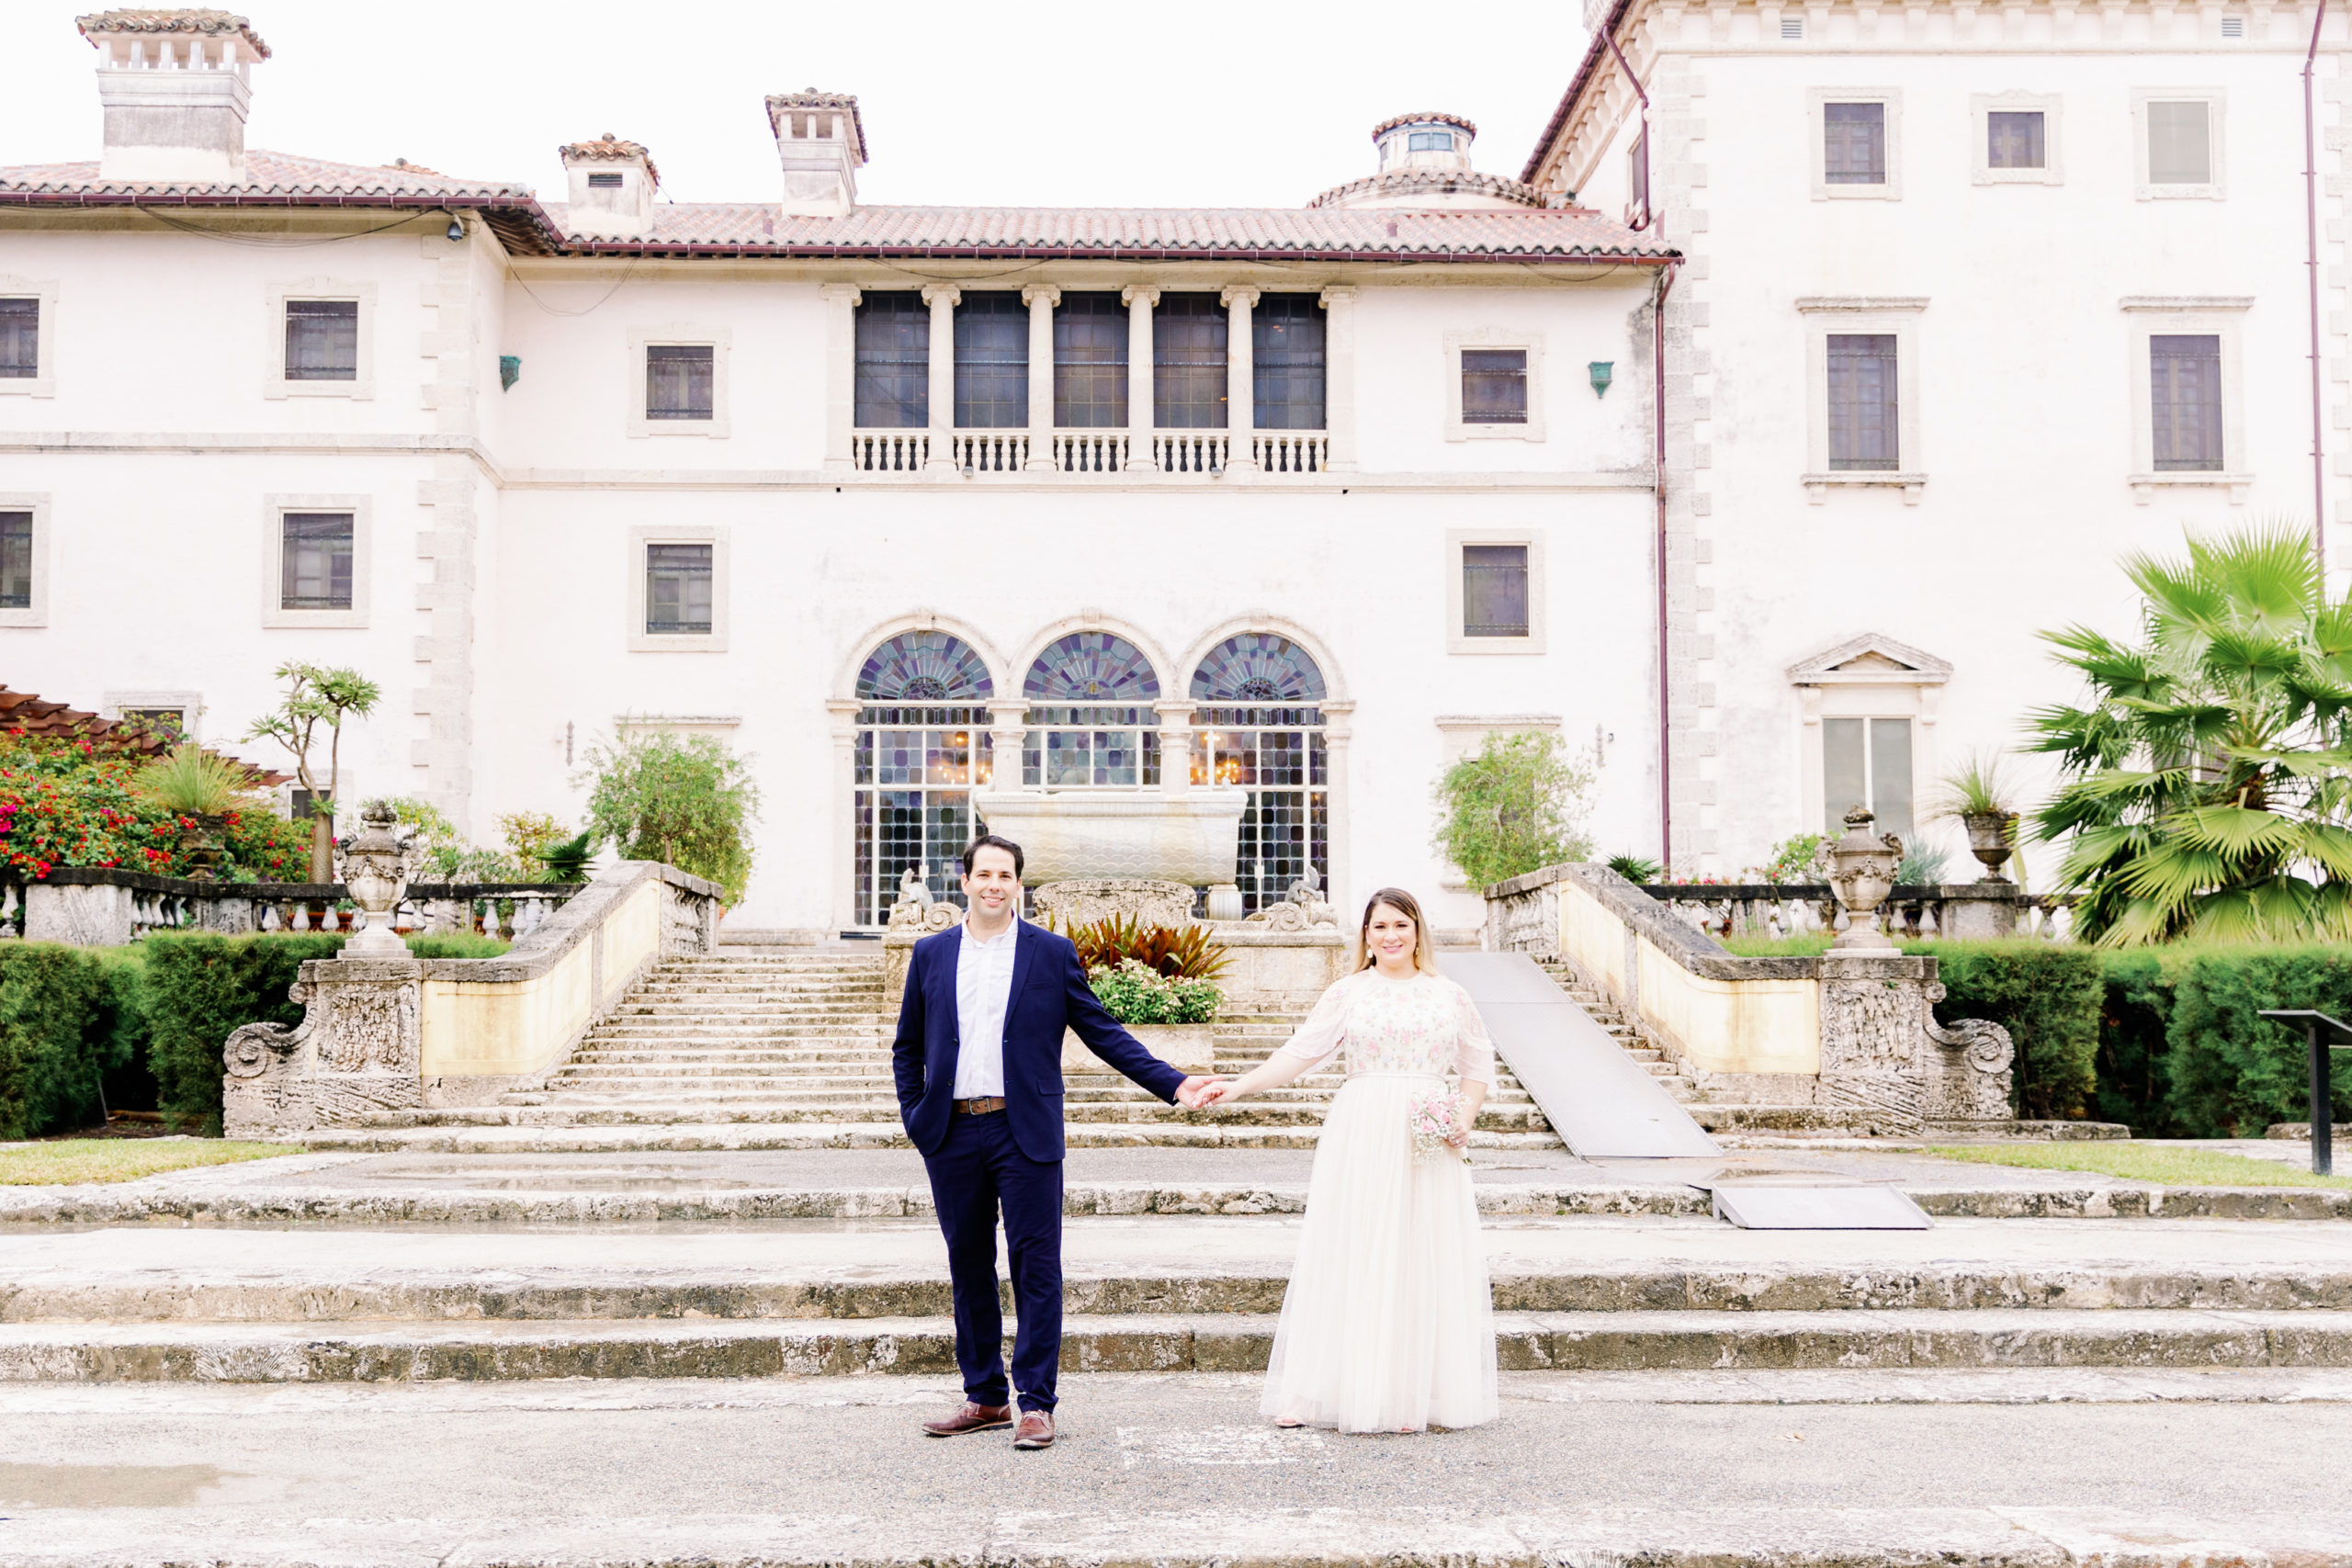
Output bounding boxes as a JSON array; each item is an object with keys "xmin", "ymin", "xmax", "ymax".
[
  {"xmin": 244, "ymin": 663, "xmax": 381, "ymax": 882},
  {"xmin": 1431, "ymin": 731, "xmax": 1595, "ymax": 889},
  {"xmin": 580, "ymin": 729, "xmax": 759, "ymax": 903}
]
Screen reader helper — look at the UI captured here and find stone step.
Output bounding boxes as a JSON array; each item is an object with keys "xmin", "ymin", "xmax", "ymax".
[
  {"xmin": 3, "ymin": 1307, "xmax": 2346, "ymax": 1382},
  {"xmin": 16, "ymin": 1258, "xmax": 2346, "ymax": 1325},
  {"xmin": 292, "ymin": 1123, "xmax": 1570, "ymax": 1153},
  {"xmin": 357, "ymin": 1103, "xmax": 1552, "ymax": 1133}
]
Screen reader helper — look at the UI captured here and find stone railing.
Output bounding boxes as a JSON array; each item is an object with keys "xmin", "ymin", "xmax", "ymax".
[
  {"xmin": 0, "ymin": 867, "xmax": 582, "ymax": 947},
  {"xmin": 849, "ymin": 428, "xmax": 1334, "ymax": 479},
  {"xmin": 223, "ymin": 861, "xmax": 720, "ymax": 1136},
  {"xmin": 1484, "ymin": 863, "xmax": 2018, "ymax": 1134},
  {"xmin": 1634, "ymin": 883, "xmax": 2078, "ymax": 943}
]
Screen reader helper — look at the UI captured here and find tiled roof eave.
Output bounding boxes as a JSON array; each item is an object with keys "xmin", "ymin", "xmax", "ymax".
[
  {"xmin": 559, "ymin": 240, "xmax": 1677, "ymax": 264},
  {"xmin": 0, "ymin": 186, "xmax": 567, "ymax": 254}
]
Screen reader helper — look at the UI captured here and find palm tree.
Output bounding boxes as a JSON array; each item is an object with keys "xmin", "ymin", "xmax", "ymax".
[{"xmin": 2028, "ymin": 525, "xmax": 2352, "ymax": 945}]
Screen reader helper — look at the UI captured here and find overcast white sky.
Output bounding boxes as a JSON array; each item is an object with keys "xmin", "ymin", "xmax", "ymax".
[
  {"xmin": 2, "ymin": 0, "xmax": 1589, "ymax": 207},
  {"xmin": 0, "ymin": 0, "xmax": 1589, "ymax": 208}
]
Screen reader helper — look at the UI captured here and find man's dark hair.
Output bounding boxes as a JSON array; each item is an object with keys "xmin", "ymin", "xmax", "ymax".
[{"xmin": 961, "ymin": 833, "xmax": 1024, "ymax": 878}]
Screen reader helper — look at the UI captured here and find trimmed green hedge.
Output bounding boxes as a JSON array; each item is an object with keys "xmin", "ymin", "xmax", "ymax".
[
  {"xmin": 0, "ymin": 930, "xmax": 512, "ymax": 1139},
  {"xmin": 1717, "ymin": 932, "xmax": 2352, "ymax": 1134}
]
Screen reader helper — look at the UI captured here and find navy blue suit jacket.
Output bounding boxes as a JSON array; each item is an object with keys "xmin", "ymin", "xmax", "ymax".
[{"xmin": 892, "ymin": 919, "xmax": 1187, "ymax": 1163}]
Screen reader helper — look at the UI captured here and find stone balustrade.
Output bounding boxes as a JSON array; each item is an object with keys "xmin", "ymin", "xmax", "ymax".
[
  {"xmin": 0, "ymin": 867, "xmax": 585, "ymax": 947},
  {"xmin": 224, "ymin": 862, "xmax": 721, "ymax": 1135},
  {"xmin": 1634, "ymin": 883, "xmax": 2077, "ymax": 943},
  {"xmin": 1484, "ymin": 863, "xmax": 2020, "ymax": 1134}
]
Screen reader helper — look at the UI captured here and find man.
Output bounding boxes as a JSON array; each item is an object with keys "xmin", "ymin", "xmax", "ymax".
[{"xmin": 893, "ymin": 833, "xmax": 1215, "ymax": 1450}]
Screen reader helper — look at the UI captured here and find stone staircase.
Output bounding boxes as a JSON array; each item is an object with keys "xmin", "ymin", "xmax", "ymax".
[
  {"xmin": 331, "ymin": 950, "xmax": 1589, "ymax": 1149},
  {"xmin": 1534, "ymin": 957, "xmax": 1875, "ymax": 1139}
]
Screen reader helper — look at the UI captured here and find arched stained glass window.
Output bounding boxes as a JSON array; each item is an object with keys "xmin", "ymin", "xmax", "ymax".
[
  {"xmin": 1189, "ymin": 632, "xmax": 1329, "ymax": 914},
  {"xmin": 854, "ymin": 631, "xmax": 995, "ymax": 925},
  {"xmin": 1190, "ymin": 633, "xmax": 1326, "ymax": 704},
  {"xmin": 1023, "ymin": 633, "xmax": 1160, "ymax": 788},
  {"xmin": 857, "ymin": 631, "xmax": 994, "ymax": 702}
]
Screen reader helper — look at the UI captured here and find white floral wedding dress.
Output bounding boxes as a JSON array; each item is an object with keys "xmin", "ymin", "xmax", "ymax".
[{"xmin": 1259, "ymin": 966, "xmax": 1499, "ymax": 1434}]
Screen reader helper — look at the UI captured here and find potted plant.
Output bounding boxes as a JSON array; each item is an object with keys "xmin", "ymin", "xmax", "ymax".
[
  {"xmin": 1934, "ymin": 751, "xmax": 2020, "ymax": 884},
  {"xmin": 1057, "ymin": 916, "xmax": 1229, "ymax": 1075},
  {"xmin": 130, "ymin": 748, "xmax": 253, "ymax": 881}
]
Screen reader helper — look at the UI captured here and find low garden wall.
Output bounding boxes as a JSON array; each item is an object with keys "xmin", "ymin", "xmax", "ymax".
[{"xmin": 0, "ymin": 868, "xmax": 578, "ymax": 946}]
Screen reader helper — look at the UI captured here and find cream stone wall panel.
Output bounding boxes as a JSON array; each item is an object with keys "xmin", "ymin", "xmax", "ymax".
[{"xmin": 418, "ymin": 874, "xmax": 664, "ymax": 1079}]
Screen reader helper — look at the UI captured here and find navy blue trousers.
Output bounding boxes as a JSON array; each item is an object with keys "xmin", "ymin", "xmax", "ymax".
[{"xmin": 922, "ymin": 1109, "xmax": 1064, "ymax": 1412}]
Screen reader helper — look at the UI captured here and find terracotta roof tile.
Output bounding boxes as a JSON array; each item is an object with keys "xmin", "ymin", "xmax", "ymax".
[
  {"xmin": 0, "ymin": 148, "xmax": 527, "ymax": 201},
  {"xmin": 1371, "ymin": 110, "xmax": 1477, "ymax": 140},
  {"xmin": 546, "ymin": 201, "xmax": 1669, "ymax": 260},
  {"xmin": 559, "ymin": 134, "xmax": 659, "ymax": 187},
  {"xmin": 75, "ymin": 7, "xmax": 270, "ymax": 56}
]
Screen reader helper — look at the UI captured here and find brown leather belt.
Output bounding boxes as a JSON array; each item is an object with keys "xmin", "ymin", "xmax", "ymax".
[{"xmin": 954, "ymin": 1096, "xmax": 1007, "ymax": 1116}]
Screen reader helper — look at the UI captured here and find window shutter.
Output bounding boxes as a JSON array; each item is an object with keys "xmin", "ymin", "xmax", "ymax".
[
  {"xmin": 1826, "ymin": 334, "xmax": 1899, "ymax": 470},
  {"xmin": 1462, "ymin": 545, "xmax": 1531, "ymax": 637}
]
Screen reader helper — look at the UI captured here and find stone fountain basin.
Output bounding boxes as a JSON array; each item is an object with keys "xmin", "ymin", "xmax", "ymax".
[{"xmin": 971, "ymin": 789, "xmax": 1246, "ymax": 886}]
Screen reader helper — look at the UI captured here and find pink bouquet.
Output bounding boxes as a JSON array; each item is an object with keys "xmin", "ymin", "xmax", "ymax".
[{"xmin": 1407, "ymin": 1087, "xmax": 1468, "ymax": 1162}]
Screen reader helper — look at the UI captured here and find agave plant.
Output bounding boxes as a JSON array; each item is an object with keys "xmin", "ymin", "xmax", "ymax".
[
  {"xmin": 1057, "ymin": 914, "xmax": 1232, "ymax": 982},
  {"xmin": 130, "ymin": 747, "xmax": 254, "ymax": 817},
  {"xmin": 2028, "ymin": 525, "xmax": 2352, "ymax": 945}
]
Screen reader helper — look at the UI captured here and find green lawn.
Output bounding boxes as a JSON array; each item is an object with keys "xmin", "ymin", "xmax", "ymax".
[
  {"xmin": 0, "ymin": 1139, "xmax": 303, "ymax": 1186},
  {"xmin": 1928, "ymin": 1141, "xmax": 2352, "ymax": 1190}
]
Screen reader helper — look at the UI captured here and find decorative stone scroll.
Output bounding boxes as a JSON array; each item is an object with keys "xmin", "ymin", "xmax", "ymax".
[
  {"xmin": 223, "ymin": 959, "xmax": 425, "ymax": 1134},
  {"xmin": 1922, "ymin": 982, "xmax": 2018, "ymax": 1124}
]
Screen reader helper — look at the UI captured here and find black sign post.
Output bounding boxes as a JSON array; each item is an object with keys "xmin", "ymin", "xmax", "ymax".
[{"xmin": 2256, "ymin": 1010, "xmax": 2352, "ymax": 1175}]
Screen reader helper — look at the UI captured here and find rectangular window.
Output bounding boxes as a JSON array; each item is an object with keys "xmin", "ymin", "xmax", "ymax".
[
  {"xmin": 1054, "ymin": 292, "xmax": 1128, "ymax": 428},
  {"xmin": 854, "ymin": 294, "xmax": 929, "ymax": 428},
  {"xmin": 1822, "ymin": 716, "xmax": 1915, "ymax": 843},
  {"xmin": 2148, "ymin": 100, "xmax": 2212, "ymax": 186},
  {"xmin": 119, "ymin": 707, "xmax": 186, "ymax": 742},
  {"xmin": 0, "ymin": 299, "xmax": 36, "ymax": 379},
  {"xmin": 1253, "ymin": 296, "xmax": 1326, "ymax": 430},
  {"xmin": 2151, "ymin": 333, "xmax": 2224, "ymax": 471},
  {"xmin": 1153, "ymin": 294, "xmax": 1227, "ymax": 429},
  {"xmin": 1628, "ymin": 126, "xmax": 1650, "ymax": 219},
  {"xmin": 1462, "ymin": 545, "xmax": 1531, "ymax": 637},
  {"xmin": 954, "ymin": 294, "xmax": 1028, "ymax": 429},
  {"xmin": 644, "ymin": 344, "xmax": 714, "ymax": 421},
  {"xmin": 0, "ymin": 513, "xmax": 28, "ymax": 609},
  {"xmin": 1461, "ymin": 349, "xmax": 1529, "ymax": 424},
  {"xmin": 644, "ymin": 543, "xmax": 714, "ymax": 636},
  {"xmin": 283, "ymin": 299, "xmax": 358, "ymax": 381},
  {"xmin": 280, "ymin": 513, "xmax": 355, "ymax": 611},
  {"xmin": 1987, "ymin": 110, "xmax": 2045, "ymax": 170},
  {"xmin": 1826, "ymin": 333, "xmax": 1899, "ymax": 470},
  {"xmin": 1824, "ymin": 102, "xmax": 1887, "ymax": 185}
]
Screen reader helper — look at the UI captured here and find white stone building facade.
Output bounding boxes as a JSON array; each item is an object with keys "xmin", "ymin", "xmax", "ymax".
[
  {"xmin": 1521, "ymin": 0, "xmax": 2344, "ymax": 875},
  {"xmin": 0, "ymin": 12, "xmax": 1678, "ymax": 933}
]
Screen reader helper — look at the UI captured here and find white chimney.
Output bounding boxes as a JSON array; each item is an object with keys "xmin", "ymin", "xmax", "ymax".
[
  {"xmin": 559, "ymin": 133, "xmax": 659, "ymax": 239},
  {"xmin": 77, "ymin": 8, "xmax": 270, "ymax": 185},
  {"xmin": 765, "ymin": 90, "xmax": 864, "ymax": 218}
]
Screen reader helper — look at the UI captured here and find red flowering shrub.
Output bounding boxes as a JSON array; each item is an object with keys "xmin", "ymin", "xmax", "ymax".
[{"xmin": 0, "ymin": 733, "xmax": 309, "ymax": 883}]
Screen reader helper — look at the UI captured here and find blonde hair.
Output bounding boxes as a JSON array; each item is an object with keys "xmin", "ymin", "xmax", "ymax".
[{"xmin": 1352, "ymin": 886, "xmax": 1439, "ymax": 975}]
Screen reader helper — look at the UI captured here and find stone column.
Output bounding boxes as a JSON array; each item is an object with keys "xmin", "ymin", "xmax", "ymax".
[
  {"xmin": 1318, "ymin": 286, "xmax": 1358, "ymax": 472},
  {"xmin": 1023, "ymin": 284, "xmax": 1059, "ymax": 471},
  {"xmin": 826, "ymin": 697, "xmax": 862, "ymax": 932},
  {"xmin": 987, "ymin": 699, "xmax": 1030, "ymax": 794},
  {"xmin": 922, "ymin": 282, "xmax": 961, "ymax": 473},
  {"xmin": 820, "ymin": 283, "xmax": 861, "ymax": 476},
  {"xmin": 1155, "ymin": 700, "xmax": 1195, "ymax": 795},
  {"xmin": 1320, "ymin": 698, "xmax": 1356, "ymax": 921},
  {"xmin": 1220, "ymin": 286, "xmax": 1259, "ymax": 476},
  {"xmin": 1123, "ymin": 283, "xmax": 1159, "ymax": 471}
]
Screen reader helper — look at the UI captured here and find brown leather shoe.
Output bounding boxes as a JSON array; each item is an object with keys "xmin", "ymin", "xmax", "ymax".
[
  {"xmin": 1012, "ymin": 1410, "xmax": 1055, "ymax": 1450},
  {"xmin": 922, "ymin": 1401, "xmax": 1012, "ymax": 1437}
]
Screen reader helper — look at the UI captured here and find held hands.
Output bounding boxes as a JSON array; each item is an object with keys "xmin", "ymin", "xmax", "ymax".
[{"xmin": 1175, "ymin": 1076, "xmax": 1230, "ymax": 1110}]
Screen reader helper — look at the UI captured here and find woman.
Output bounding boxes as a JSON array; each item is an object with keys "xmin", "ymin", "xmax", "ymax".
[{"xmin": 1195, "ymin": 887, "xmax": 1498, "ymax": 1434}]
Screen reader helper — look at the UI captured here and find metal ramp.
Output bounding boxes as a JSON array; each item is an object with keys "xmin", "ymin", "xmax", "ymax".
[{"xmin": 1444, "ymin": 951, "xmax": 1720, "ymax": 1158}]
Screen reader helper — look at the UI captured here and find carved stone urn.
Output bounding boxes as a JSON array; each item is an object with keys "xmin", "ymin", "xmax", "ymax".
[
  {"xmin": 178, "ymin": 812, "xmax": 227, "ymax": 882},
  {"xmin": 1962, "ymin": 810, "xmax": 2018, "ymax": 883},
  {"xmin": 333, "ymin": 799, "xmax": 417, "ymax": 957},
  {"xmin": 1823, "ymin": 802, "xmax": 1903, "ymax": 950}
]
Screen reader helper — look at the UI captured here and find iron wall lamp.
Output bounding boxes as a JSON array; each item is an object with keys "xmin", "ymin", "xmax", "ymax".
[{"xmin": 1589, "ymin": 361, "xmax": 1614, "ymax": 398}]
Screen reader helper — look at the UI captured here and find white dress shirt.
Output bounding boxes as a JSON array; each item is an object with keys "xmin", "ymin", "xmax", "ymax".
[{"xmin": 952, "ymin": 917, "xmax": 1020, "ymax": 1099}]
